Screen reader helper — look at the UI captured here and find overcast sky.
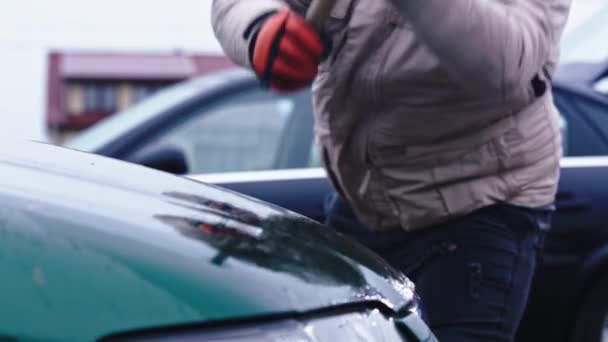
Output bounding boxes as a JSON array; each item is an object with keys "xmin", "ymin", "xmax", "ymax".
[
  {"xmin": 0, "ymin": 0, "xmax": 605, "ymax": 141},
  {"xmin": 0, "ymin": 0, "xmax": 221, "ymax": 52}
]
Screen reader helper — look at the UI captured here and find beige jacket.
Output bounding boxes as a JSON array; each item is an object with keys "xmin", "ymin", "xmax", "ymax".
[{"xmin": 212, "ymin": 0, "xmax": 572, "ymax": 232}]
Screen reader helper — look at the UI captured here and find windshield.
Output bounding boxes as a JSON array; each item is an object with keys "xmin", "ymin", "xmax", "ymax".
[
  {"xmin": 64, "ymin": 78, "xmax": 208, "ymax": 152},
  {"xmin": 560, "ymin": 2, "xmax": 608, "ymax": 64}
]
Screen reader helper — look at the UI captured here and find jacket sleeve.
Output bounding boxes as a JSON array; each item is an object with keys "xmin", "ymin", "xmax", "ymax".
[
  {"xmin": 211, "ymin": 0, "xmax": 309, "ymax": 68},
  {"xmin": 391, "ymin": 0, "xmax": 572, "ymax": 100}
]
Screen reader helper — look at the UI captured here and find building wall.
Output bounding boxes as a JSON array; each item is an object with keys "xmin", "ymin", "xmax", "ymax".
[
  {"xmin": 1, "ymin": 0, "xmax": 226, "ymax": 143},
  {"xmin": 46, "ymin": 51, "xmax": 236, "ymax": 143}
]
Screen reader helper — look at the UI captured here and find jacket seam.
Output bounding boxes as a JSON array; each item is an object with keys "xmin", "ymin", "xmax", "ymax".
[
  {"xmin": 501, "ymin": 10, "xmax": 510, "ymax": 106},
  {"xmin": 544, "ymin": 1, "xmax": 555, "ymax": 47},
  {"xmin": 431, "ymin": 166, "xmax": 451, "ymax": 218}
]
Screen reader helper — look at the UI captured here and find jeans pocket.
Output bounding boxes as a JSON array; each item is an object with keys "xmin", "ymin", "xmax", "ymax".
[
  {"xmin": 494, "ymin": 201, "xmax": 553, "ymax": 253},
  {"xmin": 396, "ymin": 241, "xmax": 459, "ymax": 277}
]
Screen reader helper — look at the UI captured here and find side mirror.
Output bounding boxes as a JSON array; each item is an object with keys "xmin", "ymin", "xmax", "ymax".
[{"xmin": 129, "ymin": 144, "xmax": 189, "ymax": 175}]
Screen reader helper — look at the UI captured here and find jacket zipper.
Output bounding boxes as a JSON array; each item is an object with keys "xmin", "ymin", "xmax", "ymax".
[
  {"xmin": 355, "ymin": 12, "xmax": 390, "ymax": 201},
  {"xmin": 358, "ymin": 169, "xmax": 371, "ymax": 197},
  {"xmin": 358, "ymin": 40, "xmax": 383, "ymax": 199}
]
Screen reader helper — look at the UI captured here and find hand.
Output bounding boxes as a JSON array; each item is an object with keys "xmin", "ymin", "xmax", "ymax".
[{"xmin": 249, "ymin": 8, "xmax": 324, "ymax": 93}]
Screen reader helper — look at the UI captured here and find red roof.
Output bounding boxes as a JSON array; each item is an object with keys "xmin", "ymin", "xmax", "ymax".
[{"xmin": 58, "ymin": 52, "xmax": 236, "ymax": 80}]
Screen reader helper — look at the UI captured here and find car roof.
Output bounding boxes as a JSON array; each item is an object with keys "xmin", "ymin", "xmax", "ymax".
[{"xmin": 0, "ymin": 141, "xmax": 413, "ymax": 341}]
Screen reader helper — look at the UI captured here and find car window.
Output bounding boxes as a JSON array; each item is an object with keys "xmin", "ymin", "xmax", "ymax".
[
  {"xmin": 308, "ymin": 143, "xmax": 323, "ymax": 168},
  {"xmin": 134, "ymin": 89, "xmax": 316, "ymax": 174},
  {"xmin": 64, "ymin": 79, "xmax": 207, "ymax": 152}
]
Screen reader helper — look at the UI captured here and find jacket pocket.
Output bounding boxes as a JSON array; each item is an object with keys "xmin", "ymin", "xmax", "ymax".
[
  {"xmin": 504, "ymin": 98, "xmax": 561, "ymax": 190},
  {"xmin": 392, "ymin": 240, "xmax": 459, "ymax": 277},
  {"xmin": 433, "ymin": 138, "xmax": 506, "ymax": 217}
]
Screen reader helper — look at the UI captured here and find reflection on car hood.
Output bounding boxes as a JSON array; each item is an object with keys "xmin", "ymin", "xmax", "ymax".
[{"xmin": 0, "ymin": 142, "xmax": 416, "ymax": 341}]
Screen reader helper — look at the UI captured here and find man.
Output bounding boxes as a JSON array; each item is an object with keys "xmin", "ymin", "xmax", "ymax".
[{"xmin": 211, "ymin": 0, "xmax": 571, "ymax": 340}]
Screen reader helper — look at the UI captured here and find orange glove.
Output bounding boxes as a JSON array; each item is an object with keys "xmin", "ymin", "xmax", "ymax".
[{"xmin": 247, "ymin": 8, "xmax": 324, "ymax": 93}]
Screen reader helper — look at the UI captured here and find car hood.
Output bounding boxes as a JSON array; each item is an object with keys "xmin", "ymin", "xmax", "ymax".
[{"xmin": 0, "ymin": 142, "xmax": 416, "ymax": 341}]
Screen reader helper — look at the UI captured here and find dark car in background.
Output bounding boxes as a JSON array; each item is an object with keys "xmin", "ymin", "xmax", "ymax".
[
  {"xmin": 64, "ymin": 59, "xmax": 608, "ymax": 175},
  {"xmin": 0, "ymin": 141, "xmax": 436, "ymax": 341},
  {"xmin": 64, "ymin": 69, "xmax": 319, "ymax": 176}
]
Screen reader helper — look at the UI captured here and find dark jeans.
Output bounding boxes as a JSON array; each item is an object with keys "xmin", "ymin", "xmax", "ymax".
[{"xmin": 323, "ymin": 192, "xmax": 552, "ymax": 342}]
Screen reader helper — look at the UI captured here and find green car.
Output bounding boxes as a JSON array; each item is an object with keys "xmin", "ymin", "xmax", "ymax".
[{"xmin": 0, "ymin": 142, "xmax": 436, "ymax": 342}]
